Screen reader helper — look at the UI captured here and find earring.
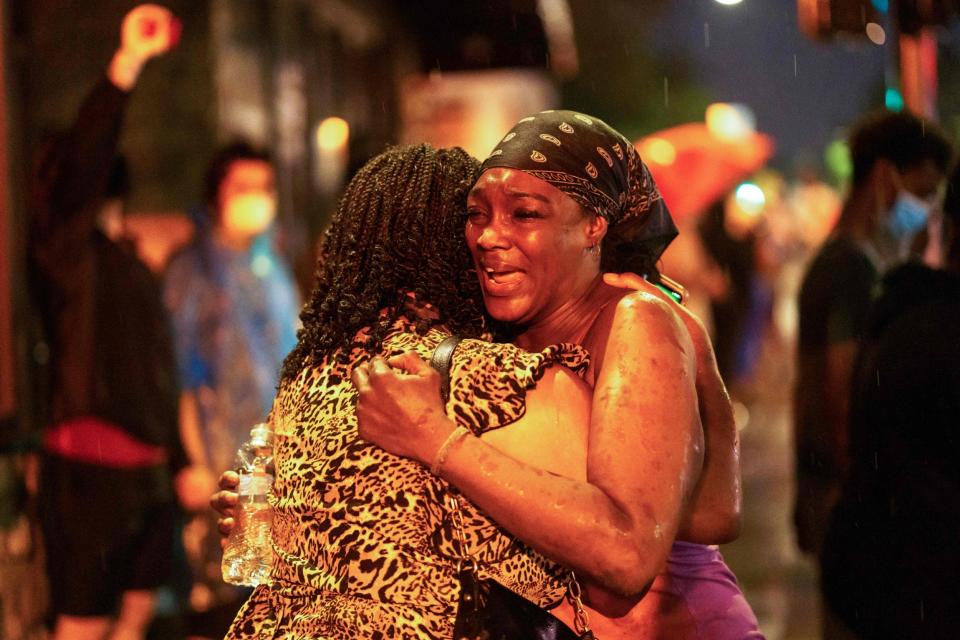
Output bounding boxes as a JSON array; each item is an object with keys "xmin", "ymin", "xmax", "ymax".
[{"xmin": 585, "ymin": 244, "xmax": 599, "ymax": 256}]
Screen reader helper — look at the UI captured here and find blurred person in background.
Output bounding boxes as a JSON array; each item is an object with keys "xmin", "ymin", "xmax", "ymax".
[
  {"xmin": 792, "ymin": 110, "xmax": 952, "ymax": 557},
  {"xmin": 698, "ymin": 197, "xmax": 762, "ymax": 387},
  {"xmin": 656, "ymin": 216, "xmax": 729, "ymax": 339},
  {"xmin": 787, "ymin": 163, "xmax": 842, "ymax": 253},
  {"xmin": 163, "ymin": 141, "xmax": 299, "ymax": 639},
  {"xmin": 770, "ymin": 167, "xmax": 842, "ymax": 344},
  {"xmin": 818, "ymin": 162, "xmax": 960, "ymax": 639},
  {"xmin": 28, "ymin": 5, "xmax": 191, "ymax": 640}
]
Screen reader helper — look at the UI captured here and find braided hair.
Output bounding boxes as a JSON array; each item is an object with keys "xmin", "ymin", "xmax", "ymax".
[{"xmin": 281, "ymin": 144, "xmax": 484, "ymax": 381}]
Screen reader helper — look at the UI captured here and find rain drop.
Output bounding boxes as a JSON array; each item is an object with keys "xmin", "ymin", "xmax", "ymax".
[{"xmin": 704, "ymin": 22, "xmax": 711, "ymax": 49}]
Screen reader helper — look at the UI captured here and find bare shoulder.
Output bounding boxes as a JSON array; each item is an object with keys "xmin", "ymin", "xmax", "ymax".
[
  {"xmin": 592, "ymin": 285, "xmax": 687, "ymax": 345},
  {"xmin": 614, "ymin": 289, "xmax": 677, "ymax": 320}
]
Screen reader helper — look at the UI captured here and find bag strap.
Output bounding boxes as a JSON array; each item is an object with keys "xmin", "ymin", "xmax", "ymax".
[
  {"xmin": 429, "ymin": 335, "xmax": 461, "ymax": 404},
  {"xmin": 428, "ymin": 336, "xmax": 475, "ymax": 570}
]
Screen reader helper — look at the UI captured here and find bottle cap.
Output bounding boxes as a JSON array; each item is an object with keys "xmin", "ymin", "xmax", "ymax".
[{"xmin": 249, "ymin": 422, "xmax": 273, "ymax": 447}]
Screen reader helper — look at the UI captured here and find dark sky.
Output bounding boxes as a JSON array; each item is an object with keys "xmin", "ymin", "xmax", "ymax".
[{"xmin": 649, "ymin": 0, "xmax": 887, "ymax": 170}]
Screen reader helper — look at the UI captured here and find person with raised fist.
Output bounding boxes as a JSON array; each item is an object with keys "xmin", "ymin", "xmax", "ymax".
[{"xmin": 29, "ymin": 6, "xmax": 190, "ymax": 640}]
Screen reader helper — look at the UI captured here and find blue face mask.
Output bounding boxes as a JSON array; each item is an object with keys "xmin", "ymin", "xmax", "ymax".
[{"xmin": 887, "ymin": 190, "xmax": 932, "ymax": 238}]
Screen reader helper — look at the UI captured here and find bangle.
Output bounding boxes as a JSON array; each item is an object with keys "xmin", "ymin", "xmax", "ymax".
[{"xmin": 430, "ymin": 426, "xmax": 471, "ymax": 476}]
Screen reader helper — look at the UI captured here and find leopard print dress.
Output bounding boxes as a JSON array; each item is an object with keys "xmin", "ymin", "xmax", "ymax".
[{"xmin": 226, "ymin": 316, "xmax": 589, "ymax": 639}]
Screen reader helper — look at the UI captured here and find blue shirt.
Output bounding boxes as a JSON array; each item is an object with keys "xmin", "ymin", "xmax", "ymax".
[{"xmin": 164, "ymin": 226, "xmax": 299, "ymax": 472}]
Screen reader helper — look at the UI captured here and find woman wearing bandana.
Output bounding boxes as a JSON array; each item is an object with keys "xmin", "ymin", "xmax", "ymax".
[{"xmin": 354, "ymin": 111, "xmax": 762, "ymax": 639}]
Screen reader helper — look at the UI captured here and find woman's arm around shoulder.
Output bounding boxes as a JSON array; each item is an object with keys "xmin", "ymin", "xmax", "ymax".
[
  {"xmin": 582, "ymin": 289, "xmax": 706, "ymax": 580},
  {"xmin": 352, "ymin": 299, "xmax": 704, "ymax": 598},
  {"xmin": 602, "ymin": 273, "xmax": 741, "ymax": 544}
]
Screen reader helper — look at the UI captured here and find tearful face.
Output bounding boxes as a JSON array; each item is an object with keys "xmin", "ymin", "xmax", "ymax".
[{"xmin": 465, "ymin": 168, "xmax": 599, "ymax": 326}]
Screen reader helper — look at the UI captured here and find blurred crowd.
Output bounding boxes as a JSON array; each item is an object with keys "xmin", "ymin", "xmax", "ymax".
[
  {"xmin": 5, "ymin": 7, "xmax": 299, "ymax": 640},
  {"xmin": 1, "ymin": 4, "xmax": 959, "ymax": 640}
]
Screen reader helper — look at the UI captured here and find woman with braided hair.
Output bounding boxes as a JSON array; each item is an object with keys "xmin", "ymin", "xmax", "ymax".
[{"xmin": 279, "ymin": 145, "xmax": 485, "ymax": 373}]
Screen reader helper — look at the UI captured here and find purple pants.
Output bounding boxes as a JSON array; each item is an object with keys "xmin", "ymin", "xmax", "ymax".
[{"xmin": 639, "ymin": 542, "xmax": 765, "ymax": 640}]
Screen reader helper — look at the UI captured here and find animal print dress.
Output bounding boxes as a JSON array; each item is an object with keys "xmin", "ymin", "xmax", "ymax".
[{"xmin": 226, "ymin": 316, "xmax": 589, "ymax": 639}]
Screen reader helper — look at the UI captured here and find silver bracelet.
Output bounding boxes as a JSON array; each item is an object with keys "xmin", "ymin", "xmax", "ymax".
[{"xmin": 430, "ymin": 426, "xmax": 471, "ymax": 476}]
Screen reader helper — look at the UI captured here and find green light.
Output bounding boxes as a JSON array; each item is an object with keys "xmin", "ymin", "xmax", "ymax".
[
  {"xmin": 825, "ymin": 139, "xmax": 852, "ymax": 186},
  {"xmin": 885, "ymin": 88, "xmax": 905, "ymax": 112},
  {"xmin": 654, "ymin": 283, "xmax": 683, "ymax": 304}
]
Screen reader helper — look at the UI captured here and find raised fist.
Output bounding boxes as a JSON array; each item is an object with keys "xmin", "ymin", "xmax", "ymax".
[
  {"xmin": 119, "ymin": 4, "xmax": 180, "ymax": 63},
  {"xmin": 109, "ymin": 4, "xmax": 180, "ymax": 90}
]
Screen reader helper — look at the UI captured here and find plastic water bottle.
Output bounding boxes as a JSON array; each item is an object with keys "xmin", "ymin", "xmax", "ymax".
[{"xmin": 221, "ymin": 423, "xmax": 274, "ymax": 586}]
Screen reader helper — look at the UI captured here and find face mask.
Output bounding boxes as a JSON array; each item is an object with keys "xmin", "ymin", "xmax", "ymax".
[
  {"xmin": 221, "ymin": 192, "xmax": 276, "ymax": 237},
  {"xmin": 887, "ymin": 189, "xmax": 932, "ymax": 238}
]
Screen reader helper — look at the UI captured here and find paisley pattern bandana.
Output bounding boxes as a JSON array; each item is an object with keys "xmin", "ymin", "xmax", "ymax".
[{"xmin": 479, "ymin": 110, "xmax": 678, "ymax": 260}]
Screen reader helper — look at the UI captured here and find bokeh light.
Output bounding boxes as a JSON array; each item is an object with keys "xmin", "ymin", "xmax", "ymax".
[
  {"xmin": 735, "ymin": 182, "xmax": 766, "ymax": 215},
  {"xmin": 315, "ymin": 117, "xmax": 350, "ymax": 151},
  {"xmin": 865, "ymin": 22, "xmax": 886, "ymax": 45},
  {"xmin": 641, "ymin": 137, "xmax": 677, "ymax": 166},
  {"xmin": 884, "ymin": 87, "xmax": 905, "ymax": 112},
  {"xmin": 824, "ymin": 139, "xmax": 852, "ymax": 185},
  {"xmin": 706, "ymin": 102, "xmax": 756, "ymax": 141}
]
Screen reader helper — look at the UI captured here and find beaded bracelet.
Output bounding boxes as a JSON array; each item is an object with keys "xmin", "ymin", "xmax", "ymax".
[{"xmin": 430, "ymin": 426, "xmax": 471, "ymax": 476}]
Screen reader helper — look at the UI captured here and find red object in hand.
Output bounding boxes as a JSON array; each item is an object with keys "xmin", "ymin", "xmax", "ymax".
[
  {"xmin": 140, "ymin": 17, "xmax": 157, "ymax": 38},
  {"xmin": 137, "ymin": 14, "xmax": 182, "ymax": 50}
]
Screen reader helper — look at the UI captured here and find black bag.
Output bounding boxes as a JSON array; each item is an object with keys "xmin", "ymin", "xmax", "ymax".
[
  {"xmin": 452, "ymin": 563, "xmax": 582, "ymax": 640},
  {"xmin": 429, "ymin": 337, "xmax": 593, "ymax": 640}
]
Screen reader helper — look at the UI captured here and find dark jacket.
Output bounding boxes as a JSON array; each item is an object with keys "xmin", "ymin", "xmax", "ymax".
[
  {"xmin": 820, "ymin": 262, "xmax": 960, "ymax": 639},
  {"xmin": 29, "ymin": 78, "xmax": 185, "ymax": 471}
]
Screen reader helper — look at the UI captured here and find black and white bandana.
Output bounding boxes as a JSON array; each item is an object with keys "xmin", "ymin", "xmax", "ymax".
[{"xmin": 480, "ymin": 110, "xmax": 678, "ymax": 260}]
